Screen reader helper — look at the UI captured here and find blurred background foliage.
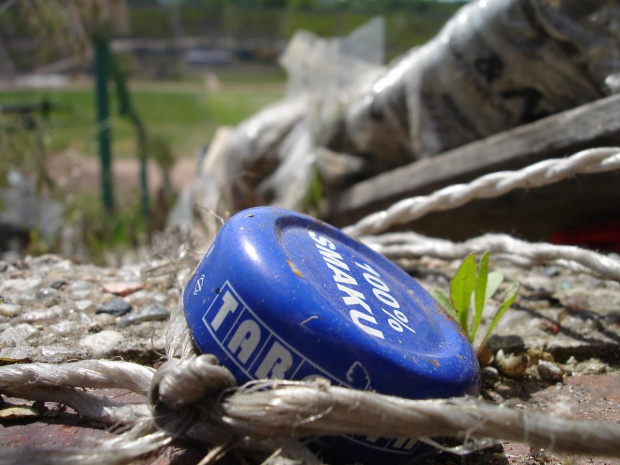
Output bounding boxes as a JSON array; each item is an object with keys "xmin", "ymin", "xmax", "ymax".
[{"xmin": 0, "ymin": 0, "xmax": 462, "ymax": 263}]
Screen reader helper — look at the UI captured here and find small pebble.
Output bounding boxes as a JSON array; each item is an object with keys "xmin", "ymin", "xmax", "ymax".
[
  {"xmin": 583, "ymin": 362, "xmax": 606, "ymax": 374},
  {"xmin": 74, "ymin": 299, "xmax": 95, "ymax": 313},
  {"xmin": 20, "ymin": 305, "xmax": 64, "ymax": 324},
  {"xmin": 537, "ymin": 360, "xmax": 564, "ymax": 382},
  {"xmin": 35, "ymin": 287, "xmax": 60, "ymax": 305},
  {"xmin": 68, "ymin": 290, "xmax": 96, "ymax": 301},
  {"xmin": 49, "ymin": 321, "xmax": 85, "ymax": 337},
  {"xmin": 103, "ymin": 281, "xmax": 144, "ymax": 296},
  {"xmin": 481, "ymin": 366, "xmax": 499, "ymax": 382},
  {"xmin": 72, "ymin": 311, "xmax": 92, "ymax": 325},
  {"xmin": 1, "ymin": 278, "xmax": 42, "ymax": 294},
  {"xmin": 66, "ymin": 280, "xmax": 95, "ymax": 293},
  {"xmin": 66, "ymin": 281, "xmax": 96, "ymax": 301},
  {"xmin": 0, "ymin": 323, "xmax": 38, "ymax": 346},
  {"xmin": 118, "ymin": 302, "xmax": 169, "ymax": 328},
  {"xmin": 0, "ymin": 347, "xmax": 34, "ymax": 362},
  {"xmin": 50, "ymin": 280, "xmax": 68, "ymax": 290},
  {"xmin": 126, "ymin": 290, "xmax": 169, "ymax": 307},
  {"xmin": 93, "ymin": 313, "xmax": 117, "ymax": 327},
  {"xmin": 79, "ymin": 330, "xmax": 124, "ymax": 356},
  {"xmin": 96, "ymin": 298, "xmax": 132, "ymax": 316},
  {"xmin": 38, "ymin": 345, "xmax": 77, "ymax": 361},
  {"xmin": 0, "ymin": 303, "xmax": 21, "ymax": 317},
  {"xmin": 13, "ymin": 293, "xmax": 38, "ymax": 305}
]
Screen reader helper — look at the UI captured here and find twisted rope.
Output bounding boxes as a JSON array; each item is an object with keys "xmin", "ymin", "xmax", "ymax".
[
  {"xmin": 1, "ymin": 357, "xmax": 620, "ymax": 464},
  {"xmin": 0, "ymin": 360, "xmax": 154, "ymax": 395},
  {"xmin": 343, "ymin": 147, "xmax": 620, "ymax": 237},
  {"xmin": 3, "ymin": 148, "xmax": 620, "ymax": 463},
  {"xmin": 363, "ymin": 232, "xmax": 620, "ymax": 281}
]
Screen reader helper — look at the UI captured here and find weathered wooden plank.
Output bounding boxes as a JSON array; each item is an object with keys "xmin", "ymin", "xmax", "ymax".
[
  {"xmin": 383, "ymin": 170, "xmax": 620, "ymax": 244},
  {"xmin": 323, "ymin": 93, "xmax": 620, "ymax": 230}
]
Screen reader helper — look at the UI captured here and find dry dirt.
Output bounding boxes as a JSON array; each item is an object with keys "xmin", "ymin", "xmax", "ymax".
[{"xmin": 46, "ymin": 151, "xmax": 197, "ymax": 196}]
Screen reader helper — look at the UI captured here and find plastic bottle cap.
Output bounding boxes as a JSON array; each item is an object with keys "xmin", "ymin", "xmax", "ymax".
[{"xmin": 184, "ymin": 207, "xmax": 480, "ymax": 463}]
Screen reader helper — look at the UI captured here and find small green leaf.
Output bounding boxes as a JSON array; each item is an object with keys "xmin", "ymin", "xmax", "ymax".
[
  {"xmin": 485, "ymin": 271, "xmax": 504, "ymax": 302},
  {"xmin": 432, "ymin": 289, "xmax": 458, "ymax": 320},
  {"xmin": 450, "ymin": 253, "xmax": 477, "ymax": 335},
  {"xmin": 480, "ymin": 282, "xmax": 520, "ymax": 348},
  {"xmin": 471, "ymin": 251, "xmax": 490, "ymax": 342}
]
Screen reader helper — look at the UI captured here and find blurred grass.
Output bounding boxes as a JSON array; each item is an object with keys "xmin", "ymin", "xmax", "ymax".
[
  {"xmin": 0, "ymin": 76, "xmax": 284, "ymax": 263},
  {"xmin": 0, "ymin": 78, "xmax": 284, "ymax": 159}
]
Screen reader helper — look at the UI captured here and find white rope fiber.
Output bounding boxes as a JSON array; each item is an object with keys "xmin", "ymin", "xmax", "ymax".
[
  {"xmin": 343, "ymin": 147, "xmax": 620, "ymax": 238},
  {"xmin": 1, "ymin": 356, "xmax": 620, "ymax": 464},
  {"xmin": 363, "ymin": 232, "xmax": 620, "ymax": 281},
  {"xmin": 2, "ymin": 147, "xmax": 620, "ymax": 464}
]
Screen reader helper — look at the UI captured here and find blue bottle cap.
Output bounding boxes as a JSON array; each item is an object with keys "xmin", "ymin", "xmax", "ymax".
[{"xmin": 184, "ymin": 207, "xmax": 480, "ymax": 463}]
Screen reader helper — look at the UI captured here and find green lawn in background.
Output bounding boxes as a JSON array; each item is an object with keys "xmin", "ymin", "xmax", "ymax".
[
  {"xmin": 0, "ymin": 76, "xmax": 284, "ymax": 262},
  {"xmin": 0, "ymin": 78, "xmax": 284, "ymax": 160}
]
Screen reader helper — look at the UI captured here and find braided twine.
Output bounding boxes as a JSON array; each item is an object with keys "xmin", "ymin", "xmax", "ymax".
[{"xmin": 1, "ymin": 148, "xmax": 620, "ymax": 464}]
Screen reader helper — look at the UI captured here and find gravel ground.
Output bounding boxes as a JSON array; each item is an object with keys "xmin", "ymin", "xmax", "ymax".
[{"xmin": 0, "ymin": 251, "xmax": 618, "ymax": 464}]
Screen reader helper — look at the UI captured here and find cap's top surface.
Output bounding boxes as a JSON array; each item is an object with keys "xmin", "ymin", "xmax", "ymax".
[{"xmin": 184, "ymin": 207, "xmax": 479, "ymax": 398}]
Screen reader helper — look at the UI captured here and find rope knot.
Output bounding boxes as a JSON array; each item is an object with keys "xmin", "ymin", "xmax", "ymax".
[{"xmin": 148, "ymin": 354, "xmax": 237, "ymax": 438}]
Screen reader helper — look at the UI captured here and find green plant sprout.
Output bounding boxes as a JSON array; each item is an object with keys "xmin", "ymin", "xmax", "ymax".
[{"xmin": 432, "ymin": 251, "xmax": 519, "ymax": 354}]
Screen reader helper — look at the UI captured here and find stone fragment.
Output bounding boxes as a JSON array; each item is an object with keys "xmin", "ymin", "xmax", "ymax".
[
  {"xmin": 20, "ymin": 305, "xmax": 64, "ymax": 324},
  {"xmin": 118, "ymin": 302, "xmax": 169, "ymax": 328},
  {"xmin": 0, "ymin": 347, "xmax": 33, "ymax": 362},
  {"xmin": 13, "ymin": 293, "xmax": 38, "ymax": 305},
  {"xmin": 0, "ymin": 303, "xmax": 21, "ymax": 317},
  {"xmin": 0, "ymin": 323, "xmax": 38, "ymax": 346},
  {"xmin": 102, "ymin": 281, "xmax": 144, "ymax": 296},
  {"xmin": 68, "ymin": 290, "xmax": 96, "ymax": 301},
  {"xmin": 49, "ymin": 320, "xmax": 85, "ymax": 337},
  {"xmin": 96, "ymin": 298, "xmax": 132, "ymax": 316},
  {"xmin": 537, "ymin": 360, "xmax": 564, "ymax": 382},
  {"xmin": 66, "ymin": 281, "xmax": 97, "ymax": 301},
  {"xmin": 75, "ymin": 299, "xmax": 95, "ymax": 313},
  {"xmin": 79, "ymin": 330, "xmax": 124, "ymax": 355},
  {"xmin": 35, "ymin": 287, "xmax": 60, "ymax": 306},
  {"xmin": 66, "ymin": 280, "xmax": 95, "ymax": 293},
  {"xmin": 92, "ymin": 313, "xmax": 117, "ymax": 328},
  {"xmin": 49, "ymin": 280, "xmax": 68, "ymax": 290},
  {"xmin": 1, "ymin": 278, "xmax": 42, "ymax": 294},
  {"xmin": 481, "ymin": 366, "xmax": 499, "ymax": 382},
  {"xmin": 72, "ymin": 311, "xmax": 92, "ymax": 325},
  {"xmin": 126, "ymin": 290, "xmax": 169, "ymax": 307},
  {"xmin": 582, "ymin": 361, "xmax": 606, "ymax": 374},
  {"xmin": 37, "ymin": 345, "xmax": 77, "ymax": 362}
]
